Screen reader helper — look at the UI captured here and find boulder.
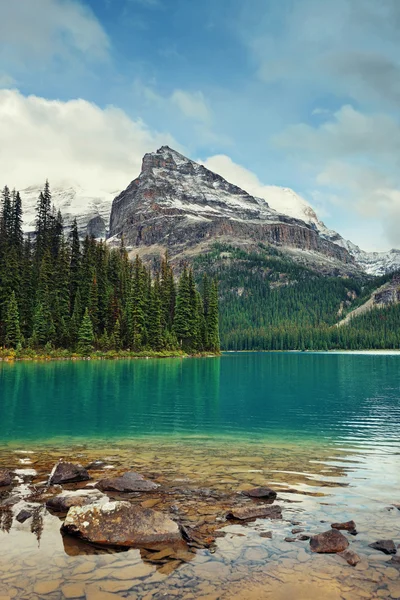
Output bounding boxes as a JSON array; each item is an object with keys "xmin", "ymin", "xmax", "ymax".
[
  {"xmin": 96, "ymin": 471, "xmax": 158, "ymax": 493},
  {"xmin": 61, "ymin": 501, "xmax": 182, "ymax": 547},
  {"xmin": 310, "ymin": 530, "xmax": 349, "ymax": 554},
  {"xmin": 339, "ymin": 549, "xmax": 361, "ymax": 566},
  {"xmin": 368, "ymin": 540, "xmax": 397, "ymax": 555},
  {"xmin": 0, "ymin": 469, "xmax": 13, "ymax": 487},
  {"xmin": 243, "ymin": 487, "xmax": 277, "ymax": 500},
  {"xmin": 226, "ymin": 504, "xmax": 282, "ymax": 521},
  {"xmin": 16, "ymin": 509, "xmax": 32, "ymax": 523},
  {"xmin": 331, "ymin": 520, "xmax": 357, "ymax": 534},
  {"xmin": 46, "ymin": 490, "xmax": 105, "ymax": 512},
  {"xmin": 48, "ymin": 462, "xmax": 90, "ymax": 485}
]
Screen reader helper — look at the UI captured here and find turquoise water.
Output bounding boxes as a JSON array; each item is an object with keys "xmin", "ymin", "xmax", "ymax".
[{"xmin": 1, "ymin": 352, "xmax": 399, "ymax": 446}]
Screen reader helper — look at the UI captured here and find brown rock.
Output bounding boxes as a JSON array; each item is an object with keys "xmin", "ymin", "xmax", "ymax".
[
  {"xmin": 285, "ymin": 537, "xmax": 297, "ymax": 543},
  {"xmin": 243, "ymin": 487, "xmax": 277, "ymax": 500},
  {"xmin": 33, "ymin": 580, "xmax": 63, "ymax": 595},
  {"xmin": 85, "ymin": 584, "xmax": 124, "ymax": 600},
  {"xmin": 339, "ymin": 549, "xmax": 361, "ymax": 566},
  {"xmin": 292, "ymin": 527, "xmax": 305, "ymax": 534},
  {"xmin": 61, "ymin": 582, "xmax": 85, "ymax": 598},
  {"xmin": 61, "ymin": 500, "xmax": 182, "ymax": 547},
  {"xmin": 259, "ymin": 531, "xmax": 272, "ymax": 538},
  {"xmin": 331, "ymin": 520, "xmax": 357, "ymax": 532},
  {"xmin": 226, "ymin": 504, "xmax": 282, "ymax": 521},
  {"xmin": 0, "ymin": 469, "xmax": 13, "ymax": 487},
  {"xmin": 96, "ymin": 471, "xmax": 158, "ymax": 493},
  {"xmin": 298, "ymin": 534, "xmax": 311, "ymax": 541},
  {"xmin": 310, "ymin": 529, "xmax": 349, "ymax": 554},
  {"xmin": 368, "ymin": 540, "xmax": 397, "ymax": 555},
  {"xmin": 49, "ymin": 462, "xmax": 89, "ymax": 485}
]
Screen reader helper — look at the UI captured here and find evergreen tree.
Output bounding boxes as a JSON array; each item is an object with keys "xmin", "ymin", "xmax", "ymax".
[
  {"xmin": 78, "ymin": 308, "xmax": 95, "ymax": 354},
  {"xmin": 5, "ymin": 291, "xmax": 22, "ymax": 349}
]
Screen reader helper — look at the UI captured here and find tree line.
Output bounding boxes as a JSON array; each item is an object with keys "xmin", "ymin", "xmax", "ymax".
[{"xmin": 0, "ymin": 183, "xmax": 220, "ymax": 355}]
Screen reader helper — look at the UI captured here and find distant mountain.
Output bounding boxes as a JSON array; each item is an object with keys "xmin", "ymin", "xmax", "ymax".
[{"xmin": 17, "ymin": 146, "xmax": 400, "ymax": 276}]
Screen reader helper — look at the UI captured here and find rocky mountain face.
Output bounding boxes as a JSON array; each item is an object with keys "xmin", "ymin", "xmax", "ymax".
[{"xmin": 109, "ymin": 147, "xmax": 355, "ymax": 273}]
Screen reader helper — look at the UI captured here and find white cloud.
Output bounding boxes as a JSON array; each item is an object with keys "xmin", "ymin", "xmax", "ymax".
[
  {"xmin": 170, "ymin": 90, "xmax": 211, "ymax": 124},
  {"xmin": 0, "ymin": 89, "xmax": 177, "ymax": 193},
  {"xmin": 0, "ymin": 0, "xmax": 110, "ymax": 65}
]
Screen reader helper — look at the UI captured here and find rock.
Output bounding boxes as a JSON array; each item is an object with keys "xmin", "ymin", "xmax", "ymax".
[
  {"xmin": 331, "ymin": 520, "xmax": 357, "ymax": 533},
  {"xmin": 339, "ymin": 549, "xmax": 361, "ymax": 566},
  {"xmin": 226, "ymin": 504, "xmax": 282, "ymax": 521},
  {"xmin": 393, "ymin": 504, "xmax": 400, "ymax": 510},
  {"xmin": 310, "ymin": 529, "xmax": 349, "ymax": 554},
  {"xmin": 292, "ymin": 527, "xmax": 305, "ymax": 534},
  {"xmin": 285, "ymin": 537, "xmax": 297, "ymax": 543},
  {"xmin": 298, "ymin": 534, "xmax": 311, "ymax": 541},
  {"xmin": 48, "ymin": 462, "xmax": 90, "ymax": 485},
  {"xmin": 96, "ymin": 471, "xmax": 158, "ymax": 493},
  {"xmin": 259, "ymin": 531, "xmax": 272, "ymax": 538},
  {"xmin": 16, "ymin": 509, "xmax": 32, "ymax": 523},
  {"xmin": 243, "ymin": 487, "xmax": 277, "ymax": 499},
  {"xmin": 389, "ymin": 556, "xmax": 400, "ymax": 568},
  {"xmin": 61, "ymin": 501, "xmax": 182, "ymax": 547},
  {"xmin": 61, "ymin": 583, "xmax": 86, "ymax": 598},
  {"xmin": 85, "ymin": 584, "xmax": 124, "ymax": 600},
  {"xmin": 33, "ymin": 580, "xmax": 63, "ymax": 595},
  {"xmin": 368, "ymin": 540, "xmax": 397, "ymax": 555},
  {"xmin": 46, "ymin": 490, "xmax": 104, "ymax": 512},
  {"xmin": 0, "ymin": 469, "xmax": 13, "ymax": 487}
]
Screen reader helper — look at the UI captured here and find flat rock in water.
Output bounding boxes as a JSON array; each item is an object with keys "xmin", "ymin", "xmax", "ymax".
[
  {"xmin": 243, "ymin": 487, "xmax": 277, "ymax": 499},
  {"xmin": 0, "ymin": 469, "xmax": 13, "ymax": 487},
  {"xmin": 331, "ymin": 520, "xmax": 357, "ymax": 532},
  {"xmin": 96, "ymin": 471, "xmax": 159, "ymax": 493},
  {"xmin": 46, "ymin": 490, "xmax": 105, "ymax": 512},
  {"xmin": 389, "ymin": 556, "xmax": 400, "ymax": 568},
  {"xmin": 61, "ymin": 500, "xmax": 182, "ymax": 547},
  {"xmin": 16, "ymin": 509, "xmax": 32, "ymax": 523},
  {"xmin": 368, "ymin": 540, "xmax": 397, "ymax": 555},
  {"xmin": 49, "ymin": 462, "xmax": 90, "ymax": 485},
  {"xmin": 339, "ymin": 549, "xmax": 361, "ymax": 566},
  {"xmin": 226, "ymin": 504, "xmax": 282, "ymax": 521},
  {"xmin": 310, "ymin": 529, "xmax": 349, "ymax": 554}
]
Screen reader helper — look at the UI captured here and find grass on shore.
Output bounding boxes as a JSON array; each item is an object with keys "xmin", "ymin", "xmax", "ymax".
[{"xmin": 0, "ymin": 348, "xmax": 220, "ymax": 362}]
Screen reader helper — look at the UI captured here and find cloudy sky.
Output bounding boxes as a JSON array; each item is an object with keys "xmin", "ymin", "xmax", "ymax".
[{"xmin": 1, "ymin": 0, "xmax": 399, "ymax": 251}]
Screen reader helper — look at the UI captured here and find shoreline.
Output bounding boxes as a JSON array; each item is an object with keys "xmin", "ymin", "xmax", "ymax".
[{"xmin": 0, "ymin": 349, "xmax": 221, "ymax": 362}]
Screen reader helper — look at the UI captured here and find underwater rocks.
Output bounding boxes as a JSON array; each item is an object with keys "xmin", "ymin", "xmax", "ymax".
[
  {"xmin": 243, "ymin": 487, "xmax": 277, "ymax": 499},
  {"xmin": 310, "ymin": 529, "xmax": 349, "ymax": 553},
  {"xmin": 46, "ymin": 490, "xmax": 105, "ymax": 512},
  {"xmin": 331, "ymin": 520, "xmax": 357, "ymax": 535},
  {"xmin": 0, "ymin": 469, "xmax": 13, "ymax": 487},
  {"xmin": 16, "ymin": 509, "xmax": 32, "ymax": 523},
  {"xmin": 338, "ymin": 549, "xmax": 361, "ymax": 566},
  {"xmin": 368, "ymin": 540, "xmax": 397, "ymax": 555},
  {"xmin": 226, "ymin": 504, "xmax": 282, "ymax": 521},
  {"xmin": 48, "ymin": 462, "xmax": 90, "ymax": 485},
  {"xmin": 61, "ymin": 501, "xmax": 183, "ymax": 547},
  {"xmin": 95, "ymin": 471, "xmax": 159, "ymax": 493}
]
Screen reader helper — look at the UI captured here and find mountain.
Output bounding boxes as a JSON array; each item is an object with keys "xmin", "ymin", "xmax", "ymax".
[{"xmin": 17, "ymin": 146, "xmax": 400, "ymax": 276}]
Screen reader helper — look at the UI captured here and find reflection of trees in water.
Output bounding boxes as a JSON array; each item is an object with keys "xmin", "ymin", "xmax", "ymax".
[
  {"xmin": 30, "ymin": 506, "xmax": 44, "ymax": 546},
  {"xmin": 0, "ymin": 505, "xmax": 13, "ymax": 533}
]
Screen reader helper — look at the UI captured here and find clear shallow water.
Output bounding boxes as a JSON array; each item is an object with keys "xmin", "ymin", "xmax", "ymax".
[
  {"xmin": 1, "ymin": 352, "xmax": 400, "ymax": 445},
  {"xmin": 0, "ymin": 353, "xmax": 400, "ymax": 600}
]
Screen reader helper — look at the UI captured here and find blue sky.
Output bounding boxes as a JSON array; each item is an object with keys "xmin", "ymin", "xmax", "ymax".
[{"xmin": 1, "ymin": 0, "xmax": 400, "ymax": 250}]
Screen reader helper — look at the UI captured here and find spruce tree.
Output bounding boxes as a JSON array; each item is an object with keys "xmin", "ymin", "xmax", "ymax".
[
  {"xmin": 78, "ymin": 308, "xmax": 95, "ymax": 354},
  {"xmin": 173, "ymin": 267, "xmax": 192, "ymax": 349},
  {"xmin": 5, "ymin": 291, "xmax": 22, "ymax": 349}
]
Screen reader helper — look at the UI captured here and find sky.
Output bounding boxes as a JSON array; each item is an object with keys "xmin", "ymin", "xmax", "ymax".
[{"xmin": 0, "ymin": 0, "xmax": 400, "ymax": 251}]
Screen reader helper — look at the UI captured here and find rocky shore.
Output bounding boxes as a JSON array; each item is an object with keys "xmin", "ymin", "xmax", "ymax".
[{"xmin": 0, "ymin": 448, "xmax": 399, "ymax": 600}]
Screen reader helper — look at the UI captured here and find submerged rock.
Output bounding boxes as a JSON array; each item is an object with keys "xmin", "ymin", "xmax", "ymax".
[
  {"xmin": 96, "ymin": 471, "xmax": 159, "ymax": 493},
  {"xmin": 310, "ymin": 529, "xmax": 349, "ymax": 554},
  {"xmin": 243, "ymin": 487, "xmax": 277, "ymax": 500},
  {"xmin": 339, "ymin": 549, "xmax": 361, "ymax": 566},
  {"xmin": 48, "ymin": 462, "xmax": 90, "ymax": 485},
  {"xmin": 226, "ymin": 504, "xmax": 282, "ymax": 521},
  {"xmin": 61, "ymin": 500, "xmax": 182, "ymax": 547},
  {"xmin": 368, "ymin": 540, "xmax": 397, "ymax": 555},
  {"xmin": 0, "ymin": 469, "xmax": 13, "ymax": 487},
  {"xmin": 16, "ymin": 509, "xmax": 32, "ymax": 523},
  {"xmin": 46, "ymin": 490, "xmax": 105, "ymax": 512}
]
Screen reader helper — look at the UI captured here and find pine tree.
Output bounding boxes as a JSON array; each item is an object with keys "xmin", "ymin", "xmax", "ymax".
[
  {"xmin": 147, "ymin": 275, "xmax": 164, "ymax": 350},
  {"xmin": 173, "ymin": 266, "xmax": 192, "ymax": 349},
  {"xmin": 69, "ymin": 218, "xmax": 81, "ymax": 313},
  {"xmin": 5, "ymin": 291, "xmax": 22, "ymax": 349},
  {"xmin": 78, "ymin": 308, "xmax": 95, "ymax": 354},
  {"xmin": 207, "ymin": 279, "xmax": 220, "ymax": 352}
]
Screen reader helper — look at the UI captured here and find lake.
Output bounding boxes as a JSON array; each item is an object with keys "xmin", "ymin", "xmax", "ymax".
[{"xmin": 0, "ymin": 352, "xmax": 399, "ymax": 599}]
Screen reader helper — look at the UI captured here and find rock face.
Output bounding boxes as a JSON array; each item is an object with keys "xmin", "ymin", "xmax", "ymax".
[
  {"xmin": 48, "ymin": 462, "xmax": 90, "ymax": 485},
  {"xmin": 243, "ymin": 487, "xmax": 277, "ymax": 499},
  {"xmin": 0, "ymin": 469, "xmax": 13, "ymax": 486},
  {"xmin": 226, "ymin": 504, "xmax": 282, "ymax": 521},
  {"xmin": 95, "ymin": 471, "xmax": 159, "ymax": 493},
  {"xmin": 310, "ymin": 529, "xmax": 349, "ymax": 554},
  {"xmin": 61, "ymin": 501, "xmax": 182, "ymax": 547},
  {"xmin": 109, "ymin": 146, "xmax": 354, "ymax": 268},
  {"xmin": 368, "ymin": 540, "xmax": 397, "ymax": 555}
]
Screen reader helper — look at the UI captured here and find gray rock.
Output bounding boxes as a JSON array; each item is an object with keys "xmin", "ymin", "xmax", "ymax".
[
  {"xmin": 226, "ymin": 504, "xmax": 282, "ymax": 521},
  {"xmin": 16, "ymin": 509, "xmax": 32, "ymax": 523},
  {"xmin": 243, "ymin": 487, "xmax": 277, "ymax": 500},
  {"xmin": 368, "ymin": 540, "xmax": 397, "ymax": 555},
  {"xmin": 46, "ymin": 490, "xmax": 105, "ymax": 512},
  {"xmin": 0, "ymin": 469, "xmax": 13, "ymax": 487},
  {"xmin": 310, "ymin": 530, "xmax": 349, "ymax": 554},
  {"xmin": 61, "ymin": 500, "xmax": 182, "ymax": 547},
  {"xmin": 49, "ymin": 462, "xmax": 90, "ymax": 485},
  {"xmin": 96, "ymin": 471, "xmax": 159, "ymax": 493}
]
